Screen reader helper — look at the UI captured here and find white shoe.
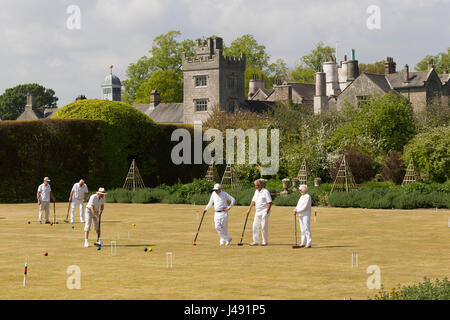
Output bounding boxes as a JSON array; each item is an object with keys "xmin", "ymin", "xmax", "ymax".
[
  {"xmin": 261, "ymin": 243, "xmax": 268, "ymax": 246},
  {"xmin": 70, "ymin": 220, "xmax": 74, "ymax": 224},
  {"xmin": 84, "ymin": 240, "xmax": 89, "ymax": 247},
  {"xmin": 225, "ymin": 238, "xmax": 232, "ymax": 246},
  {"xmin": 249, "ymin": 242, "xmax": 259, "ymax": 246}
]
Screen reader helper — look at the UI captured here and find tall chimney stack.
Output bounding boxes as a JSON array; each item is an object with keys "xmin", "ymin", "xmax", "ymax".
[
  {"xmin": 26, "ymin": 93, "xmax": 36, "ymax": 110},
  {"xmin": 384, "ymin": 57, "xmax": 396, "ymax": 75},
  {"xmin": 150, "ymin": 90, "xmax": 160, "ymax": 107},
  {"xmin": 403, "ymin": 65, "xmax": 409, "ymax": 83}
]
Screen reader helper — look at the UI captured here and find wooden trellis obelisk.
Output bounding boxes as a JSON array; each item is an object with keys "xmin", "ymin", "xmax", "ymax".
[
  {"xmin": 220, "ymin": 164, "xmax": 240, "ymax": 190},
  {"xmin": 297, "ymin": 159, "xmax": 308, "ymax": 185},
  {"xmin": 402, "ymin": 158, "xmax": 419, "ymax": 186},
  {"xmin": 205, "ymin": 162, "xmax": 219, "ymax": 183},
  {"xmin": 330, "ymin": 155, "xmax": 357, "ymax": 193},
  {"xmin": 123, "ymin": 159, "xmax": 146, "ymax": 191}
]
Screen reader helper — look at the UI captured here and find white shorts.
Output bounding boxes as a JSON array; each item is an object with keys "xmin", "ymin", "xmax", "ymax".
[{"xmin": 84, "ymin": 208, "xmax": 100, "ymax": 232}]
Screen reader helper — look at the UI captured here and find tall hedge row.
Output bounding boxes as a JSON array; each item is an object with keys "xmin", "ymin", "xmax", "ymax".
[{"xmin": 0, "ymin": 118, "xmax": 205, "ymax": 202}]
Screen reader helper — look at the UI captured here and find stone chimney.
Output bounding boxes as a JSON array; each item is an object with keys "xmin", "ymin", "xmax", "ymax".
[
  {"xmin": 403, "ymin": 65, "xmax": 409, "ymax": 83},
  {"xmin": 26, "ymin": 93, "xmax": 36, "ymax": 110},
  {"xmin": 346, "ymin": 49, "xmax": 359, "ymax": 83},
  {"xmin": 428, "ymin": 59, "xmax": 434, "ymax": 70},
  {"xmin": 384, "ymin": 57, "xmax": 396, "ymax": 75},
  {"xmin": 150, "ymin": 90, "xmax": 160, "ymax": 107},
  {"xmin": 248, "ymin": 74, "xmax": 265, "ymax": 99},
  {"xmin": 314, "ymin": 71, "xmax": 328, "ymax": 114}
]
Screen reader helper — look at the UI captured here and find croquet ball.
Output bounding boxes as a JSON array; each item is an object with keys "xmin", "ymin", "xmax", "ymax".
[
  {"xmin": 148, "ymin": 247, "xmax": 152, "ymax": 252},
  {"xmin": 97, "ymin": 246, "xmax": 101, "ymax": 251},
  {"xmin": 132, "ymin": 224, "xmax": 136, "ymax": 227},
  {"xmin": 144, "ymin": 248, "xmax": 148, "ymax": 252},
  {"xmin": 44, "ymin": 252, "xmax": 48, "ymax": 256},
  {"xmin": 50, "ymin": 223, "xmax": 53, "ymax": 226},
  {"xmin": 27, "ymin": 221, "xmax": 30, "ymax": 224},
  {"xmin": 71, "ymin": 225, "xmax": 74, "ymax": 229}
]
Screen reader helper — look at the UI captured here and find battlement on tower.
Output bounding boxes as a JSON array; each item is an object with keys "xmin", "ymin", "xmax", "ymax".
[{"xmin": 182, "ymin": 37, "xmax": 246, "ymax": 71}]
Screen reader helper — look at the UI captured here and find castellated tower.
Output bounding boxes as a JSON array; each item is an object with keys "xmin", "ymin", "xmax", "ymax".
[{"xmin": 182, "ymin": 37, "xmax": 246, "ymax": 124}]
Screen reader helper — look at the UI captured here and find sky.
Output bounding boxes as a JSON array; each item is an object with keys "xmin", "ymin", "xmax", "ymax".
[{"xmin": 0, "ymin": 0, "xmax": 449, "ymax": 107}]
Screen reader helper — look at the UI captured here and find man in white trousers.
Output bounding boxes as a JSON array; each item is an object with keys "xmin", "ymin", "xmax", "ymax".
[
  {"xmin": 203, "ymin": 184, "xmax": 236, "ymax": 246},
  {"xmin": 84, "ymin": 187, "xmax": 106, "ymax": 248},
  {"xmin": 293, "ymin": 184, "xmax": 312, "ymax": 248},
  {"xmin": 69, "ymin": 179, "xmax": 88, "ymax": 223},
  {"xmin": 37, "ymin": 177, "xmax": 56, "ymax": 224},
  {"xmin": 246, "ymin": 179, "xmax": 272, "ymax": 246}
]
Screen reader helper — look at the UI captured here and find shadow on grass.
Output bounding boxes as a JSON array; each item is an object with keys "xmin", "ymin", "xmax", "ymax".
[{"xmin": 105, "ymin": 244, "xmax": 156, "ymax": 248}]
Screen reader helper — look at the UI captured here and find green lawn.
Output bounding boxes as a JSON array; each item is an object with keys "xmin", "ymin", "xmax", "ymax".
[{"xmin": 0, "ymin": 203, "xmax": 448, "ymax": 300}]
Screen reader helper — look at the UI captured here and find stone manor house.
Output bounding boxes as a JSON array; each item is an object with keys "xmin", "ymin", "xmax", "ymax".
[{"xmin": 129, "ymin": 37, "xmax": 449, "ymax": 124}]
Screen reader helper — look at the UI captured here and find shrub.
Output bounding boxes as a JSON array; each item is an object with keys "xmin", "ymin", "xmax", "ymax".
[
  {"xmin": 403, "ymin": 126, "xmax": 450, "ymax": 183},
  {"xmin": 329, "ymin": 148, "xmax": 377, "ymax": 184},
  {"xmin": 371, "ymin": 277, "xmax": 450, "ymax": 300},
  {"xmin": 381, "ymin": 151, "xmax": 406, "ymax": 184}
]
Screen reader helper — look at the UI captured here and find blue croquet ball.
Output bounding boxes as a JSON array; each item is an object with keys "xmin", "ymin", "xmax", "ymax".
[
  {"xmin": 97, "ymin": 246, "xmax": 101, "ymax": 251},
  {"xmin": 71, "ymin": 226, "xmax": 74, "ymax": 229}
]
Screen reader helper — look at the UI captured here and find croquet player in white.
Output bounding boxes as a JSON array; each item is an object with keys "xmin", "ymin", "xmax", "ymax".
[
  {"xmin": 84, "ymin": 188, "xmax": 106, "ymax": 248},
  {"xmin": 69, "ymin": 179, "xmax": 88, "ymax": 223},
  {"xmin": 293, "ymin": 184, "xmax": 312, "ymax": 248},
  {"xmin": 246, "ymin": 179, "xmax": 272, "ymax": 246},
  {"xmin": 37, "ymin": 177, "xmax": 56, "ymax": 224},
  {"xmin": 203, "ymin": 184, "xmax": 236, "ymax": 246}
]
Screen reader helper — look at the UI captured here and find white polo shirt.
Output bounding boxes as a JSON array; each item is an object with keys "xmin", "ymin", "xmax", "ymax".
[
  {"xmin": 295, "ymin": 194, "xmax": 312, "ymax": 216},
  {"xmin": 72, "ymin": 183, "xmax": 88, "ymax": 200},
  {"xmin": 86, "ymin": 194, "xmax": 105, "ymax": 213},
  {"xmin": 37, "ymin": 183, "xmax": 52, "ymax": 202},
  {"xmin": 251, "ymin": 188, "xmax": 272, "ymax": 214},
  {"xmin": 205, "ymin": 191, "xmax": 235, "ymax": 213}
]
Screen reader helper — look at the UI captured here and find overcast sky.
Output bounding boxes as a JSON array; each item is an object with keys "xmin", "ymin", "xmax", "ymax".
[{"xmin": 0, "ymin": 0, "xmax": 449, "ymax": 107}]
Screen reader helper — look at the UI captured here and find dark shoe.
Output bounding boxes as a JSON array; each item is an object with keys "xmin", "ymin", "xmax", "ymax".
[
  {"xmin": 45, "ymin": 221, "xmax": 50, "ymax": 224},
  {"xmin": 299, "ymin": 245, "xmax": 305, "ymax": 248}
]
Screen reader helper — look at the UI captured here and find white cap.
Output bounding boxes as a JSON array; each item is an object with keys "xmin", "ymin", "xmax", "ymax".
[
  {"xmin": 43, "ymin": 177, "xmax": 51, "ymax": 182},
  {"xmin": 213, "ymin": 183, "xmax": 221, "ymax": 191}
]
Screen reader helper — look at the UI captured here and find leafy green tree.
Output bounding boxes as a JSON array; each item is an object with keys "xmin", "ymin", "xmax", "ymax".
[
  {"xmin": 122, "ymin": 31, "xmax": 195, "ymax": 104},
  {"xmin": 135, "ymin": 70, "xmax": 183, "ymax": 104},
  {"xmin": 403, "ymin": 126, "xmax": 450, "ymax": 183},
  {"xmin": 331, "ymin": 92, "xmax": 416, "ymax": 155},
  {"xmin": 359, "ymin": 60, "xmax": 385, "ymax": 74},
  {"xmin": 415, "ymin": 48, "xmax": 449, "ymax": 74},
  {"xmin": 290, "ymin": 42, "xmax": 335, "ymax": 83},
  {"xmin": 0, "ymin": 83, "xmax": 58, "ymax": 120}
]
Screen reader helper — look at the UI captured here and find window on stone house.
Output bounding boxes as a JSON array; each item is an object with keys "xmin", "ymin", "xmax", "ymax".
[
  {"xmin": 357, "ymin": 95, "xmax": 370, "ymax": 107},
  {"xmin": 195, "ymin": 99, "xmax": 208, "ymax": 112},
  {"xmin": 195, "ymin": 76, "xmax": 208, "ymax": 87}
]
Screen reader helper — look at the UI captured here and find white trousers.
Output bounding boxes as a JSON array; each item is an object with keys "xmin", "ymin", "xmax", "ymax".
[
  {"xmin": 214, "ymin": 211, "xmax": 231, "ymax": 245},
  {"xmin": 298, "ymin": 215, "xmax": 312, "ymax": 246},
  {"xmin": 38, "ymin": 201, "xmax": 50, "ymax": 222},
  {"xmin": 70, "ymin": 199, "xmax": 85, "ymax": 222},
  {"xmin": 253, "ymin": 212, "xmax": 269, "ymax": 244}
]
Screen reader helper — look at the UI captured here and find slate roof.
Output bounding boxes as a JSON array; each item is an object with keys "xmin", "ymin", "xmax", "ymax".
[
  {"xmin": 133, "ymin": 103, "xmax": 184, "ymax": 123},
  {"xmin": 363, "ymin": 73, "xmax": 392, "ymax": 93},
  {"xmin": 287, "ymin": 82, "xmax": 316, "ymax": 100},
  {"xmin": 16, "ymin": 107, "xmax": 57, "ymax": 120},
  {"xmin": 385, "ymin": 70, "xmax": 432, "ymax": 89}
]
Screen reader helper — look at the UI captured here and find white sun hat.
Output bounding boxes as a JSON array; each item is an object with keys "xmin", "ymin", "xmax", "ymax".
[
  {"xmin": 213, "ymin": 183, "xmax": 221, "ymax": 191},
  {"xmin": 97, "ymin": 187, "xmax": 107, "ymax": 195}
]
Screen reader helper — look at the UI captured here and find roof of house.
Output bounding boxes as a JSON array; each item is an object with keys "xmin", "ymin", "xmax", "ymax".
[
  {"xmin": 16, "ymin": 107, "xmax": 56, "ymax": 120},
  {"xmin": 240, "ymin": 100, "xmax": 275, "ymax": 112},
  {"xmin": 134, "ymin": 103, "xmax": 184, "ymax": 123},
  {"xmin": 288, "ymin": 82, "xmax": 316, "ymax": 100},
  {"xmin": 363, "ymin": 73, "xmax": 392, "ymax": 93},
  {"xmin": 385, "ymin": 69, "xmax": 433, "ymax": 89}
]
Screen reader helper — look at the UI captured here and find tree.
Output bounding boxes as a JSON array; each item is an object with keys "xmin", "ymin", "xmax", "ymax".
[
  {"xmin": 223, "ymin": 34, "xmax": 272, "ymax": 96},
  {"xmin": 415, "ymin": 48, "xmax": 449, "ymax": 74},
  {"xmin": 403, "ymin": 126, "xmax": 450, "ymax": 183},
  {"xmin": 359, "ymin": 60, "xmax": 385, "ymax": 74},
  {"xmin": 331, "ymin": 92, "xmax": 417, "ymax": 155},
  {"xmin": 135, "ymin": 69, "xmax": 183, "ymax": 104},
  {"xmin": 290, "ymin": 42, "xmax": 335, "ymax": 83},
  {"xmin": 0, "ymin": 83, "xmax": 58, "ymax": 120},
  {"xmin": 122, "ymin": 31, "xmax": 195, "ymax": 104}
]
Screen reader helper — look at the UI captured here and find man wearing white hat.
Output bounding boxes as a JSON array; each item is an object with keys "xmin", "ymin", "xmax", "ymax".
[
  {"xmin": 293, "ymin": 184, "xmax": 312, "ymax": 248},
  {"xmin": 69, "ymin": 179, "xmax": 89, "ymax": 223},
  {"xmin": 36, "ymin": 177, "xmax": 56, "ymax": 224},
  {"xmin": 84, "ymin": 187, "xmax": 107, "ymax": 248},
  {"xmin": 246, "ymin": 179, "xmax": 272, "ymax": 246},
  {"xmin": 203, "ymin": 184, "xmax": 236, "ymax": 246}
]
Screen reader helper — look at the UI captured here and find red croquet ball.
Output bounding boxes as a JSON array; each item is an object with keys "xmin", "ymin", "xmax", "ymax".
[{"xmin": 44, "ymin": 252, "xmax": 48, "ymax": 256}]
